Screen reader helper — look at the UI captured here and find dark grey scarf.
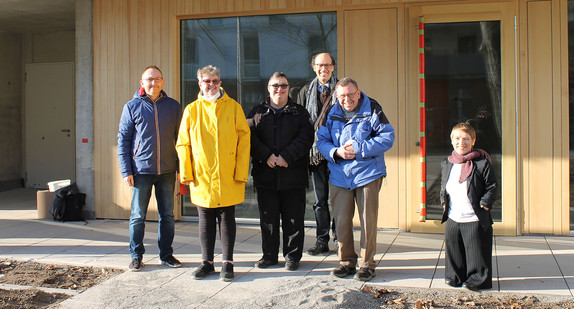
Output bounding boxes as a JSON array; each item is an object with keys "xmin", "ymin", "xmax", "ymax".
[{"xmin": 305, "ymin": 75, "xmax": 338, "ymax": 165}]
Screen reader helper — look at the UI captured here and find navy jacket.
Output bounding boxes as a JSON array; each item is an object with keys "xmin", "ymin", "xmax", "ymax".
[
  {"xmin": 118, "ymin": 88, "xmax": 182, "ymax": 177},
  {"xmin": 440, "ymin": 156, "xmax": 498, "ymax": 229}
]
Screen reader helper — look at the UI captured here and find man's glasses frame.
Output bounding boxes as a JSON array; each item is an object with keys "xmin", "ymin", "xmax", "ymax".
[
  {"xmin": 202, "ymin": 79, "xmax": 221, "ymax": 85},
  {"xmin": 144, "ymin": 77, "xmax": 163, "ymax": 83},
  {"xmin": 336, "ymin": 89, "xmax": 359, "ymax": 100},
  {"xmin": 314, "ymin": 63, "xmax": 334, "ymax": 68},
  {"xmin": 269, "ymin": 84, "xmax": 289, "ymax": 90}
]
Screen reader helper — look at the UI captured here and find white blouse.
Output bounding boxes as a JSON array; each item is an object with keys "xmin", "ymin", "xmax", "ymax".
[{"xmin": 446, "ymin": 163, "xmax": 479, "ymax": 223}]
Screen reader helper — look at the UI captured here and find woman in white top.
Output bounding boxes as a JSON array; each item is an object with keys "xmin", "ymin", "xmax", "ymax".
[{"xmin": 439, "ymin": 122, "xmax": 497, "ymax": 291}]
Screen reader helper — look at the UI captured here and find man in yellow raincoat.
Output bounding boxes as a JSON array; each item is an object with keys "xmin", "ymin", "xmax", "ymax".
[{"xmin": 176, "ymin": 65, "xmax": 250, "ymax": 282}]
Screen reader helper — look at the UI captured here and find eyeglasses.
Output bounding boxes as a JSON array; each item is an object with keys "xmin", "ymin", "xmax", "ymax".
[
  {"xmin": 269, "ymin": 84, "xmax": 289, "ymax": 89},
  {"xmin": 314, "ymin": 63, "xmax": 334, "ymax": 68},
  {"xmin": 202, "ymin": 79, "xmax": 221, "ymax": 84},
  {"xmin": 337, "ymin": 90, "xmax": 359, "ymax": 100},
  {"xmin": 144, "ymin": 77, "xmax": 163, "ymax": 83}
]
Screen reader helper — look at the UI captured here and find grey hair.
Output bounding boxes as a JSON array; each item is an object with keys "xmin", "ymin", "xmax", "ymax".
[
  {"xmin": 336, "ymin": 77, "xmax": 358, "ymax": 89},
  {"xmin": 197, "ymin": 65, "xmax": 220, "ymax": 80}
]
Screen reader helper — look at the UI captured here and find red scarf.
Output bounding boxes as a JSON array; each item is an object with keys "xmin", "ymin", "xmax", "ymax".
[{"xmin": 448, "ymin": 149, "xmax": 491, "ymax": 183}]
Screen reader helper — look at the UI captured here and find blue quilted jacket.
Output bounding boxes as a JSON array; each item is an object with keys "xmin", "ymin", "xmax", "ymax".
[
  {"xmin": 317, "ymin": 94, "xmax": 395, "ymax": 190},
  {"xmin": 117, "ymin": 88, "xmax": 182, "ymax": 177}
]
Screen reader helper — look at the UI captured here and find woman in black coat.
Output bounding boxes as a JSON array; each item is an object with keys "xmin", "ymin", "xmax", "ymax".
[
  {"xmin": 247, "ymin": 72, "xmax": 313, "ymax": 271},
  {"xmin": 440, "ymin": 122, "xmax": 497, "ymax": 291}
]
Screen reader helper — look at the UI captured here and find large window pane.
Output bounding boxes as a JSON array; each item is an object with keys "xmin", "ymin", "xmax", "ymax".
[
  {"xmin": 424, "ymin": 21, "xmax": 503, "ymax": 221},
  {"xmin": 238, "ymin": 14, "xmax": 337, "ymax": 113},
  {"xmin": 181, "ymin": 17, "xmax": 238, "ymax": 108},
  {"xmin": 180, "ymin": 13, "xmax": 337, "ymax": 219}
]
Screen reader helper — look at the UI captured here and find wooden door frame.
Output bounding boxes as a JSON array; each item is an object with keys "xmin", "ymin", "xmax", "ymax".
[{"xmin": 407, "ymin": 2, "xmax": 517, "ymax": 236}]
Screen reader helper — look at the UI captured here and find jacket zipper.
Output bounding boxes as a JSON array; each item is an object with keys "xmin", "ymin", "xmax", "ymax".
[{"xmin": 153, "ymin": 99, "xmax": 161, "ymax": 175}]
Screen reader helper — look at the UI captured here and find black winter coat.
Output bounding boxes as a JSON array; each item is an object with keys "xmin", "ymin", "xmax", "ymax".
[
  {"xmin": 439, "ymin": 156, "xmax": 498, "ymax": 229},
  {"xmin": 247, "ymin": 97, "xmax": 314, "ymax": 190}
]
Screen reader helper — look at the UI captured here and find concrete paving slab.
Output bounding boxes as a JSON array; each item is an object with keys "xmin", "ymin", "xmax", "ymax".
[
  {"xmin": 58, "ymin": 276, "xmax": 209, "ymax": 309},
  {"xmin": 496, "ymin": 236, "xmax": 570, "ymax": 295},
  {"xmin": 379, "ymin": 232, "xmax": 443, "ymax": 288},
  {"xmin": 545, "ymin": 237, "xmax": 574, "ymax": 296}
]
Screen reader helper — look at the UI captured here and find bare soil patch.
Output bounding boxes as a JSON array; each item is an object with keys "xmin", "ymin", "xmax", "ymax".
[
  {"xmin": 0, "ymin": 259, "xmax": 123, "ymax": 308},
  {"xmin": 361, "ymin": 285, "xmax": 574, "ymax": 309}
]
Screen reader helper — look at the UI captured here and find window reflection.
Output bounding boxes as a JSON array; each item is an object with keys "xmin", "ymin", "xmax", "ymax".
[
  {"xmin": 180, "ymin": 13, "xmax": 337, "ymax": 218},
  {"xmin": 424, "ymin": 21, "xmax": 503, "ymax": 221}
]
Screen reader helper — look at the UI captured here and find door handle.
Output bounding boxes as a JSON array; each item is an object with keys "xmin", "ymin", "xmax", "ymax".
[{"xmin": 415, "ymin": 141, "xmax": 420, "ymax": 147}]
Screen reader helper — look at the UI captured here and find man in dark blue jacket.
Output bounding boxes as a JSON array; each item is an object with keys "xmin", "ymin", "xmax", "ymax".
[{"xmin": 118, "ymin": 65, "xmax": 182, "ymax": 271}]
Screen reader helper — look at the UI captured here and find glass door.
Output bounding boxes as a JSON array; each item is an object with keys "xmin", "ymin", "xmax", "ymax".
[{"xmin": 408, "ymin": 3, "xmax": 517, "ymax": 235}]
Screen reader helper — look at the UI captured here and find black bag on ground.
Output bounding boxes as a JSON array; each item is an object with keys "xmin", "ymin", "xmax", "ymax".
[{"xmin": 49, "ymin": 183, "xmax": 86, "ymax": 222}]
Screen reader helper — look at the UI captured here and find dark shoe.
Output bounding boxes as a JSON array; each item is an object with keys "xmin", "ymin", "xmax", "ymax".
[
  {"xmin": 445, "ymin": 279, "xmax": 462, "ymax": 287},
  {"xmin": 161, "ymin": 255, "xmax": 182, "ymax": 268},
  {"xmin": 220, "ymin": 262, "xmax": 234, "ymax": 282},
  {"xmin": 255, "ymin": 259, "xmax": 278, "ymax": 268},
  {"xmin": 331, "ymin": 264, "xmax": 356, "ymax": 278},
  {"xmin": 128, "ymin": 257, "xmax": 143, "ymax": 272},
  {"xmin": 192, "ymin": 261, "xmax": 215, "ymax": 279},
  {"xmin": 306, "ymin": 242, "xmax": 329, "ymax": 256},
  {"xmin": 354, "ymin": 267, "xmax": 376, "ymax": 281},
  {"xmin": 285, "ymin": 260, "xmax": 299, "ymax": 271},
  {"xmin": 463, "ymin": 283, "xmax": 480, "ymax": 291}
]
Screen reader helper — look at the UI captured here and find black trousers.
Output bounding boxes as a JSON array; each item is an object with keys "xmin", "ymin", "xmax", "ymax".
[
  {"xmin": 256, "ymin": 187, "xmax": 306, "ymax": 262},
  {"xmin": 310, "ymin": 161, "xmax": 336, "ymax": 244},
  {"xmin": 444, "ymin": 219, "xmax": 493, "ymax": 289},
  {"xmin": 197, "ymin": 205, "xmax": 236, "ymax": 262}
]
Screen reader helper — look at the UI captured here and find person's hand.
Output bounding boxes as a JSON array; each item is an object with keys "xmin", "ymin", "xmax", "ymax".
[
  {"xmin": 253, "ymin": 113, "xmax": 262, "ymax": 126},
  {"xmin": 123, "ymin": 175, "xmax": 134, "ymax": 187},
  {"xmin": 335, "ymin": 141, "xmax": 357, "ymax": 160},
  {"xmin": 481, "ymin": 205, "xmax": 490, "ymax": 211},
  {"xmin": 276, "ymin": 155, "xmax": 288, "ymax": 167},
  {"xmin": 247, "ymin": 113, "xmax": 263, "ymax": 127},
  {"xmin": 267, "ymin": 154, "xmax": 279, "ymax": 168}
]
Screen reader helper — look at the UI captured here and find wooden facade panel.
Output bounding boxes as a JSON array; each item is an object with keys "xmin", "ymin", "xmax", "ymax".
[
  {"xmin": 93, "ymin": 0, "xmax": 102, "ymax": 218},
  {"xmin": 556, "ymin": 0, "xmax": 570, "ymax": 235},
  {"xmin": 92, "ymin": 0, "xmax": 569, "ymax": 235},
  {"xmin": 343, "ymin": 8, "xmax": 400, "ymax": 228},
  {"xmin": 527, "ymin": 1, "xmax": 553, "ymax": 234}
]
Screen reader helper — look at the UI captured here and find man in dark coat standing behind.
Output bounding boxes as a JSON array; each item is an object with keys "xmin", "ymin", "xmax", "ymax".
[{"xmin": 296, "ymin": 52, "xmax": 338, "ymax": 256}]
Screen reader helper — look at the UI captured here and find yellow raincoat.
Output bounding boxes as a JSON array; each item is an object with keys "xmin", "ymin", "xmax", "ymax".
[{"xmin": 176, "ymin": 90, "xmax": 250, "ymax": 208}]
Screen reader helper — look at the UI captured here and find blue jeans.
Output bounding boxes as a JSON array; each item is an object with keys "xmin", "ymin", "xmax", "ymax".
[{"xmin": 129, "ymin": 172, "xmax": 176, "ymax": 260}]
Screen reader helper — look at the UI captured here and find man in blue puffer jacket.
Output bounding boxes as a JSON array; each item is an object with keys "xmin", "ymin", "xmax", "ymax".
[
  {"xmin": 118, "ymin": 65, "xmax": 182, "ymax": 271},
  {"xmin": 317, "ymin": 77, "xmax": 395, "ymax": 282}
]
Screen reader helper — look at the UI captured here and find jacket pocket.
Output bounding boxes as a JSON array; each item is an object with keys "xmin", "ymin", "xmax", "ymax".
[{"xmin": 133, "ymin": 140, "xmax": 141, "ymax": 157}]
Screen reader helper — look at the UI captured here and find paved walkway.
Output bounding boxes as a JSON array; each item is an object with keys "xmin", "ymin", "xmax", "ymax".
[{"xmin": 1, "ymin": 189, "xmax": 573, "ymax": 308}]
